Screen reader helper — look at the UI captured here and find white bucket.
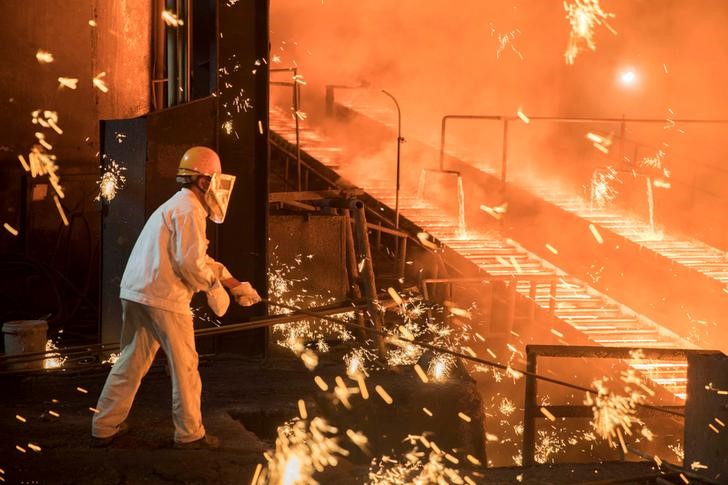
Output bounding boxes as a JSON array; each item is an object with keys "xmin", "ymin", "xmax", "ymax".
[{"xmin": 2, "ymin": 320, "xmax": 48, "ymax": 370}]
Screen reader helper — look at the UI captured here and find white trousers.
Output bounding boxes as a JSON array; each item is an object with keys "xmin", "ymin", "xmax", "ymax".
[{"xmin": 92, "ymin": 299, "xmax": 205, "ymax": 443}]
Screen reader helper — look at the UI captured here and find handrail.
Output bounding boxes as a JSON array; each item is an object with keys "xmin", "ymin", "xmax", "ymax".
[
  {"xmin": 520, "ymin": 344, "xmax": 720, "ymax": 466},
  {"xmin": 270, "ymin": 67, "xmax": 302, "ymax": 190},
  {"xmin": 439, "ymin": 113, "xmax": 728, "ymax": 186}
]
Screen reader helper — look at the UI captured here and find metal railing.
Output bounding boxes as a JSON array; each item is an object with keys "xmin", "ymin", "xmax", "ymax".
[
  {"xmin": 271, "ymin": 67, "xmax": 303, "ymax": 190},
  {"xmin": 439, "ymin": 113, "xmax": 728, "ymax": 188},
  {"xmin": 521, "ymin": 344, "xmax": 720, "ymax": 466},
  {"xmin": 421, "ymin": 276, "xmax": 557, "ymax": 338}
]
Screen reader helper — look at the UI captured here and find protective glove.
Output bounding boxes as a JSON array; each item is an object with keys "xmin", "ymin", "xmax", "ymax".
[
  {"xmin": 206, "ymin": 280, "xmax": 230, "ymax": 317},
  {"xmin": 230, "ymin": 282, "xmax": 261, "ymax": 307}
]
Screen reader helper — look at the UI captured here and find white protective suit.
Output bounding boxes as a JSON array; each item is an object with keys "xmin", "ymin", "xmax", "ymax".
[{"xmin": 92, "ymin": 188, "xmax": 231, "ymax": 443}]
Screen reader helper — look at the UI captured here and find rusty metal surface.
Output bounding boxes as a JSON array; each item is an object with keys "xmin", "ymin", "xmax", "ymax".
[
  {"xmin": 684, "ymin": 352, "xmax": 728, "ymax": 482},
  {"xmin": 270, "ymin": 214, "xmax": 348, "ymax": 306}
]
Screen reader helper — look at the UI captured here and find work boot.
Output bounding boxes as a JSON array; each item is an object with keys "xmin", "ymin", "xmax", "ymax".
[
  {"xmin": 91, "ymin": 422, "xmax": 129, "ymax": 447},
  {"xmin": 174, "ymin": 434, "xmax": 220, "ymax": 450}
]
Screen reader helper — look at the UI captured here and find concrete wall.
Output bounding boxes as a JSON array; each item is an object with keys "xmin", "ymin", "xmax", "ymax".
[
  {"xmin": 0, "ymin": 0, "xmax": 151, "ymax": 334},
  {"xmin": 0, "ymin": 0, "xmax": 150, "ymax": 163}
]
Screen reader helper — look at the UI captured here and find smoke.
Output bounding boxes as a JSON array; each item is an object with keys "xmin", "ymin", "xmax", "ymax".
[{"xmin": 271, "ymin": 0, "xmax": 728, "ymax": 247}]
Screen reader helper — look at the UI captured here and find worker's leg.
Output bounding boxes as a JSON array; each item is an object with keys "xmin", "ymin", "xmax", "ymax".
[
  {"xmin": 92, "ymin": 300, "xmax": 160, "ymax": 438},
  {"xmin": 150, "ymin": 307, "xmax": 205, "ymax": 443}
]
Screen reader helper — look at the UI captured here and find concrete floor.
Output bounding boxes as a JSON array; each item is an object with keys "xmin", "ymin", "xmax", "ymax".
[{"xmin": 0, "ymin": 351, "xmax": 668, "ymax": 484}]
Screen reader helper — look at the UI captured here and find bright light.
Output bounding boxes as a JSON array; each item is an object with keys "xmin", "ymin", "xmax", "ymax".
[{"xmin": 619, "ymin": 69, "xmax": 637, "ymax": 87}]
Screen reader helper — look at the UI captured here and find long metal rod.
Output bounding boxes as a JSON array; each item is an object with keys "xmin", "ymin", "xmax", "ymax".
[
  {"xmin": 1, "ymin": 298, "xmax": 692, "ymax": 422},
  {"xmin": 0, "ymin": 302, "xmax": 367, "ymax": 367},
  {"xmin": 381, "ymin": 89, "xmax": 402, "ymax": 230},
  {"xmin": 262, "ymin": 301, "xmax": 686, "ymax": 417},
  {"xmin": 522, "ymin": 350, "xmax": 538, "ymax": 466}
]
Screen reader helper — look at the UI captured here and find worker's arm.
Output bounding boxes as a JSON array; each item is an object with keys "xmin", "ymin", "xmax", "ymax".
[
  {"xmin": 204, "ymin": 255, "xmax": 241, "ymax": 289},
  {"xmin": 171, "ymin": 210, "xmax": 218, "ymax": 293},
  {"xmin": 172, "ymin": 210, "xmax": 231, "ymax": 316}
]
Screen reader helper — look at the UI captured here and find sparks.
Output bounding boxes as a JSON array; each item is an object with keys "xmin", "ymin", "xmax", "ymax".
[
  {"xmin": 563, "ymin": 0, "xmax": 616, "ymax": 65},
  {"xmin": 58, "ymin": 77, "xmax": 79, "ymax": 89},
  {"xmin": 93, "ymin": 72, "xmax": 109, "ymax": 93},
  {"xmin": 3, "ymin": 223, "xmax": 18, "ymax": 236},
  {"xmin": 53, "ymin": 195, "xmax": 69, "ymax": 226},
  {"xmin": 374, "ymin": 385, "xmax": 393, "ymax": 405},
  {"xmin": 428, "ymin": 354, "xmax": 454, "ymax": 382},
  {"xmin": 589, "ymin": 223, "xmax": 604, "ymax": 244},
  {"xmin": 36, "ymin": 49, "xmax": 54, "ymax": 63},
  {"xmin": 96, "ymin": 160, "xmax": 127, "ymax": 202},
  {"xmin": 490, "ymin": 24, "xmax": 523, "ymax": 60},
  {"xmin": 591, "ymin": 167, "xmax": 619, "ymax": 208},
  {"xmin": 161, "ymin": 9, "xmax": 184, "ymax": 27},
  {"xmin": 516, "ymin": 108, "xmax": 530, "ymax": 124},
  {"xmin": 297, "ymin": 399, "xmax": 308, "ymax": 420},
  {"xmin": 44, "ymin": 339, "xmax": 67, "ymax": 369}
]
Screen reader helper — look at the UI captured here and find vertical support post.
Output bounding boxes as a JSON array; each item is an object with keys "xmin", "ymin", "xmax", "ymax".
[
  {"xmin": 398, "ymin": 236, "xmax": 407, "ymax": 282},
  {"xmin": 325, "ymin": 85, "xmax": 334, "ymax": 117},
  {"xmin": 506, "ymin": 276, "xmax": 517, "ymax": 332},
  {"xmin": 483, "ymin": 281, "xmax": 493, "ymax": 331},
  {"xmin": 293, "ymin": 69, "xmax": 301, "ymax": 192},
  {"xmin": 439, "ymin": 116, "xmax": 448, "ymax": 171},
  {"xmin": 501, "ymin": 118, "xmax": 509, "ymax": 185},
  {"xmin": 528, "ymin": 280, "xmax": 537, "ymax": 326},
  {"xmin": 351, "ymin": 200, "xmax": 385, "ymax": 356},
  {"xmin": 522, "ymin": 347, "xmax": 538, "ymax": 467},
  {"xmin": 381, "ymin": 90, "xmax": 401, "ymax": 230},
  {"xmin": 343, "ymin": 209, "xmax": 367, "ymax": 336},
  {"xmin": 618, "ymin": 115, "xmax": 626, "ymax": 166},
  {"xmin": 153, "ymin": 0, "xmax": 167, "ymax": 110},
  {"xmin": 548, "ymin": 279, "xmax": 557, "ymax": 316},
  {"xmin": 215, "ymin": 0, "xmax": 269, "ymax": 355}
]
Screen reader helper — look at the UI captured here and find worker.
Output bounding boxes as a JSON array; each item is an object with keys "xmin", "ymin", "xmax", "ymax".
[{"xmin": 91, "ymin": 146, "xmax": 261, "ymax": 449}]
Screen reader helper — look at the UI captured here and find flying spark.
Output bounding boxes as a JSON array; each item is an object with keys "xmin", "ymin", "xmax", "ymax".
[
  {"xmin": 96, "ymin": 160, "xmax": 127, "ymax": 202},
  {"xmin": 589, "ymin": 223, "xmax": 604, "ymax": 244},
  {"xmin": 93, "ymin": 72, "xmax": 109, "ymax": 93},
  {"xmin": 3, "ymin": 223, "xmax": 18, "ymax": 236},
  {"xmin": 58, "ymin": 77, "xmax": 79, "ymax": 89},
  {"xmin": 161, "ymin": 10, "xmax": 184, "ymax": 27},
  {"xmin": 563, "ymin": 0, "xmax": 616, "ymax": 65},
  {"xmin": 36, "ymin": 49, "xmax": 54, "ymax": 63},
  {"xmin": 516, "ymin": 109, "xmax": 530, "ymax": 124},
  {"xmin": 53, "ymin": 194, "xmax": 69, "ymax": 226}
]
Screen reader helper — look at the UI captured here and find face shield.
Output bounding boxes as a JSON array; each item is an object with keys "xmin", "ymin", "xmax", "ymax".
[{"xmin": 204, "ymin": 172, "xmax": 236, "ymax": 224}]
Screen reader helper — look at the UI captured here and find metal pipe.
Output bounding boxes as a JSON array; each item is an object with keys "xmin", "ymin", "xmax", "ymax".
[
  {"xmin": 351, "ymin": 202, "xmax": 386, "ymax": 356},
  {"xmin": 381, "ymin": 89, "xmax": 402, "ymax": 230},
  {"xmin": 153, "ymin": 0, "xmax": 167, "ymax": 109},
  {"xmin": 294, "ymin": 67, "xmax": 301, "ymax": 191},
  {"xmin": 522, "ymin": 349, "xmax": 538, "ymax": 467},
  {"xmin": 343, "ymin": 209, "xmax": 366, "ymax": 338}
]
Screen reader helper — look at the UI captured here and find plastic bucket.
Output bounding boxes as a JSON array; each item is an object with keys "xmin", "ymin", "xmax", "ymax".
[{"xmin": 2, "ymin": 320, "xmax": 48, "ymax": 370}]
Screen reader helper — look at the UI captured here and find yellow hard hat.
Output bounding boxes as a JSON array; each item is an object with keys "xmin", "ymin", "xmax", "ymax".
[{"xmin": 177, "ymin": 146, "xmax": 221, "ymax": 177}]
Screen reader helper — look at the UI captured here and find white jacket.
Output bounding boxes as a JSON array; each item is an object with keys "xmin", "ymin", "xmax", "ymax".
[{"xmin": 120, "ymin": 188, "xmax": 232, "ymax": 314}]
